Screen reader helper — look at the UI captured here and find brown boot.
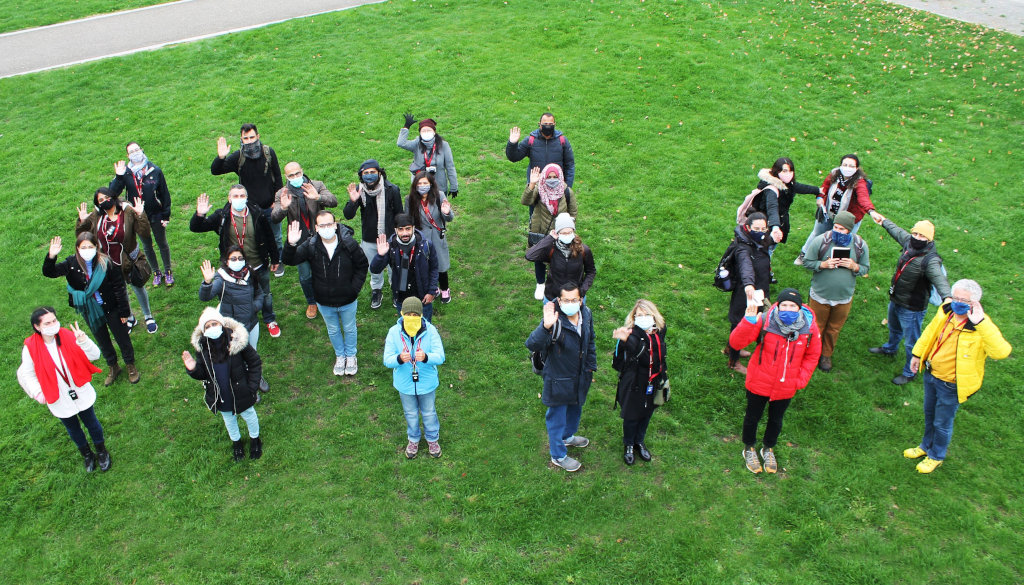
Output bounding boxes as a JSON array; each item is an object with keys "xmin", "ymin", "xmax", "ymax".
[
  {"xmin": 126, "ymin": 363, "xmax": 141, "ymax": 384},
  {"xmin": 104, "ymin": 364, "xmax": 122, "ymax": 386},
  {"xmin": 729, "ymin": 360, "xmax": 748, "ymax": 375}
]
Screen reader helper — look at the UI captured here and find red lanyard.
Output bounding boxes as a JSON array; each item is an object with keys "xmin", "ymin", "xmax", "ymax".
[
  {"xmin": 420, "ymin": 199, "xmax": 444, "ymax": 233},
  {"xmin": 890, "ymin": 250, "xmax": 923, "ymax": 287},
  {"xmin": 423, "ymin": 143, "xmax": 437, "ymax": 168},
  {"xmin": 646, "ymin": 331, "xmax": 662, "ymax": 383},
  {"xmin": 399, "ymin": 242, "xmax": 417, "ymax": 266},
  {"xmin": 230, "ymin": 208, "xmax": 248, "ymax": 249},
  {"xmin": 131, "ymin": 169, "xmax": 146, "ymax": 198},
  {"xmin": 400, "ymin": 331, "xmax": 422, "ymax": 354},
  {"xmin": 53, "ymin": 346, "xmax": 72, "ymax": 388},
  {"xmin": 929, "ymin": 313, "xmax": 964, "ymax": 362}
]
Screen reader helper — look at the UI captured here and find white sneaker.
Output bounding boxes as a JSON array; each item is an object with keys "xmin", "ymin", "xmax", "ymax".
[
  {"xmin": 333, "ymin": 356, "xmax": 345, "ymax": 376},
  {"xmin": 534, "ymin": 283, "xmax": 545, "ymax": 300},
  {"xmin": 344, "ymin": 356, "xmax": 358, "ymax": 376}
]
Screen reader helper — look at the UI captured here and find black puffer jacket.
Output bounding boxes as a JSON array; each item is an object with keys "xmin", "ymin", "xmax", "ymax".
[
  {"xmin": 43, "ymin": 253, "xmax": 132, "ymax": 319},
  {"xmin": 187, "ymin": 318, "xmax": 261, "ymax": 414},
  {"xmin": 282, "ymin": 224, "xmax": 368, "ymax": 307},
  {"xmin": 613, "ymin": 325, "xmax": 667, "ymax": 421},
  {"xmin": 525, "ymin": 234, "xmax": 596, "ymax": 301},
  {"xmin": 189, "ymin": 202, "xmax": 279, "ymax": 267},
  {"xmin": 755, "ymin": 168, "xmax": 821, "ymax": 243},
  {"xmin": 882, "ymin": 219, "xmax": 950, "ymax": 311},
  {"xmin": 729, "ymin": 225, "xmax": 772, "ymax": 326},
  {"xmin": 198, "ymin": 269, "xmax": 265, "ymax": 331}
]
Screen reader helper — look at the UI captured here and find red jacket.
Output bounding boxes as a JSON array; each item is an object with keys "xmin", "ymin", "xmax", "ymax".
[
  {"xmin": 819, "ymin": 175, "xmax": 874, "ymax": 222},
  {"xmin": 729, "ymin": 304, "xmax": 822, "ymax": 400}
]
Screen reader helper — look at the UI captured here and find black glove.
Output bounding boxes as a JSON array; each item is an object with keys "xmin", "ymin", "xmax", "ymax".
[
  {"xmin": 448, "ymin": 190, "xmax": 459, "ymax": 198},
  {"xmin": 403, "ymin": 113, "xmax": 416, "ymax": 129}
]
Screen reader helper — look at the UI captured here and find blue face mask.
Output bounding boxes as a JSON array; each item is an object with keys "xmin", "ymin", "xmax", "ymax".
[
  {"xmin": 288, "ymin": 176, "xmax": 304, "ymax": 188},
  {"xmin": 832, "ymin": 230, "xmax": 852, "ymax": 247},
  {"xmin": 361, "ymin": 173, "xmax": 379, "ymax": 185},
  {"xmin": 559, "ymin": 301, "xmax": 581, "ymax": 317},
  {"xmin": 231, "ymin": 198, "xmax": 247, "ymax": 212},
  {"xmin": 950, "ymin": 301, "xmax": 971, "ymax": 315},
  {"xmin": 778, "ymin": 310, "xmax": 800, "ymax": 325}
]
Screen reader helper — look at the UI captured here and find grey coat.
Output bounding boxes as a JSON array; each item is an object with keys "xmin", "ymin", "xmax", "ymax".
[
  {"xmin": 405, "ymin": 194, "xmax": 454, "ymax": 272},
  {"xmin": 397, "ymin": 128, "xmax": 459, "ymax": 193}
]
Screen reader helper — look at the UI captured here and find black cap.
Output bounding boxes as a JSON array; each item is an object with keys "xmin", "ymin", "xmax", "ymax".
[{"xmin": 776, "ymin": 288, "xmax": 802, "ymax": 306}]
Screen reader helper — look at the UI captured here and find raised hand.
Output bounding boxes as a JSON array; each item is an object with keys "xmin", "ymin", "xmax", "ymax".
[
  {"xmin": 968, "ymin": 300, "xmax": 985, "ymax": 324},
  {"xmin": 509, "ymin": 126, "xmax": 521, "ymax": 143},
  {"xmin": 114, "ymin": 160, "xmax": 127, "ymax": 176},
  {"xmin": 131, "ymin": 197, "xmax": 145, "ymax": 217},
  {"xmin": 529, "ymin": 166, "xmax": 542, "ymax": 186},
  {"xmin": 287, "ymin": 221, "xmax": 302, "ymax": 246},
  {"xmin": 347, "ymin": 183, "xmax": 360, "ymax": 202},
  {"xmin": 196, "ymin": 193, "xmax": 211, "ymax": 216},
  {"xmin": 216, "ymin": 136, "xmax": 229, "ymax": 158},
  {"xmin": 440, "ymin": 200, "xmax": 452, "ymax": 215},
  {"xmin": 376, "ymin": 233, "xmax": 390, "ymax": 256},
  {"xmin": 403, "ymin": 113, "xmax": 416, "ymax": 129},
  {"xmin": 279, "ymin": 190, "xmax": 292, "ymax": 210},
  {"xmin": 182, "ymin": 350, "xmax": 197, "ymax": 371},
  {"xmin": 48, "ymin": 236, "xmax": 62, "ymax": 258},
  {"xmin": 542, "ymin": 300, "xmax": 558, "ymax": 330},
  {"xmin": 200, "ymin": 259, "xmax": 216, "ymax": 283},
  {"xmin": 69, "ymin": 321, "xmax": 87, "ymax": 343},
  {"xmin": 77, "ymin": 202, "xmax": 90, "ymax": 221},
  {"xmin": 301, "ymin": 182, "xmax": 319, "ymax": 200},
  {"xmin": 612, "ymin": 326, "xmax": 631, "ymax": 342}
]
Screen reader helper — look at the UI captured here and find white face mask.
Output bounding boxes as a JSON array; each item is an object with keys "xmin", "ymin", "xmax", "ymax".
[
  {"xmin": 231, "ymin": 198, "xmax": 248, "ymax": 212},
  {"xmin": 839, "ymin": 166, "xmax": 857, "ymax": 178},
  {"xmin": 560, "ymin": 302, "xmax": 581, "ymax": 317},
  {"xmin": 227, "ymin": 259, "xmax": 246, "ymax": 272},
  {"xmin": 79, "ymin": 248, "xmax": 97, "ymax": 262},
  {"xmin": 128, "ymin": 150, "xmax": 146, "ymax": 164},
  {"xmin": 634, "ymin": 315, "xmax": 655, "ymax": 331},
  {"xmin": 40, "ymin": 322, "xmax": 61, "ymax": 337},
  {"xmin": 420, "ymin": 130, "xmax": 435, "ymax": 141},
  {"xmin": 204, "ymin": 325, "xmax": 223, "ymax": 339},
  {"xmin": 318, "ymin": 226, "xmax": 336, "ymax": 240},
  {"xmin": 558, "ymin": 233, "xmax": 575, "ymax": 245}
]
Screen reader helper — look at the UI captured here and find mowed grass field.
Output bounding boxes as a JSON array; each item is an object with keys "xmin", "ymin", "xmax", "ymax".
[
  {"xmin": 0, "ymin": 0, "xmax": 171, "ymax": 33},
  {"xmin": 0, "ymin": 1, "xmax": 1021, "ymax": 583}
]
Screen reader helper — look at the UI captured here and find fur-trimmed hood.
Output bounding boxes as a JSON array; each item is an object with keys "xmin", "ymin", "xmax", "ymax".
[
  {"xmin": 190, "ymin": 316, "xmax": 249, "ymax": 354},
  {"xmin": 758, "ymin": 168, "xmax": 787, "ymax": 191}
]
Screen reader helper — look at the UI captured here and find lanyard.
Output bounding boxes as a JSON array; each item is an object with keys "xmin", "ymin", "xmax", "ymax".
[
  {"xmin": 400, "ymin": 331, "xmax": 422, "ymax": 355},
  {"xmin": 420, "ymin": 199, "xmax": 444, "ymax": 233},
  {"xmin": 53, "ymin": 346, "xmax": 80, "ymax": 400},
  {"xmin": 423, "ymin": 143, "xmax": 437, "ymax": 168},
  {"xmin": 928, "ymin": 313, "xmax": 964, "ymax": 362},
  {"xmin": 890, "ymin": 249, "xmax": 924, "ymax": 288},
  {"xmin": 131, "ymin": 169, "xmax": 146, "ymax": 199},
  {"xmin": 399, "ymin": 242, "xmax": 417, "ymax": 267},
  {"xmin": 230, "ymin": 208, "xmax": 248, "ymax": 249},
  {"xmin": 646, "ymin": 331, "xmax": 662, "ymax": 383}
]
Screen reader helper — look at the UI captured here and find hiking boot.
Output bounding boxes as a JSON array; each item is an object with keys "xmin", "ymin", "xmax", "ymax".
[
  {"xmin": 534, "ymin": 283, "xmax": 545, "ymax": 301},
  {"xmin": 406, "ymin": 440, "xmax": 419, "ymax": 459},
  {"xmin": 440, "ymin": 288, "xmax": 452, "ymax": 303},
  {"xmin": 729, "ymin": 361, "xmax": 747, "ymax": 375},
  {"xmin": 564, "ymin": 435, "xmax": 590, "ymax": 448},
  {"xmin": 305, "ymin": 304, "xmax": 318, "ymax": 319},
  {"xmin": 163, "ymin": 269, "xmax": 175, "ymax": 287},
  {"xmin": 624, "ymin": 445, "xmax": 635, "ymax": 465},
  {"xmin": 267, "ymin": 322, "xmax": 281, "ymax": 337},
  {"xmin": 743, "ymin": 447, "xmax": 763, "ymax": 474},
  {"xmin": 793, "ymin": 252, "xmax": 805, "ymax": 266},
  {"xmin": 760, "ymin": 447, "xmax": 778, "ymax": 473},
  {"xmin": 370, "ymin": 288, "xmax": 383, "ymax": 310},
  {"xmin": 82, "ymin": 450, "xmax": 97, "ymax": 473},
  {"xmin": 903, "ymin": 446, "xmax": 926, "ymax": 459},
  {"xmin": 232, "ymin": 439, "xmax": 245, "ymax": 462},
  {"xmin": 344, "ymin": 356, "xmax": 358, "ymax": 376},
  {"xmin": 126, "ymin": 363, "xmax": 141, "ymax": 384},
  {"xmin": 818, "ymin": 356, "xmax": 833, "ymax": 372},
  {"xmin": 551, "ymin": 455, "xmax": 581, "ymax": 472},
  {"xmin": 892, "ymin": 374, "xmax": 915, "ymax": 386},
  {"xmin": 333, "ymin": 357, "xmax": 345, "ymax": 376},
  {"xmin": 145, "ymin": 317, "xmax": 158, "ymax": 334},
  {"xmin": 104, "ymin": 364, "xmax": 122, "ymax": 386},
  {"xmin": 869, "ymin": 346, "xmax": 896, "ymax": 356},
  {"xmin": 152, "ymin": 270, "xmax": 163, "ymax": 287},
  {"xmin": 250, "ymin": 437, "xmax": 263, "ymax": 460},
  {"xmin": 96, "ymin": 446, "xmax": 112, "ymax": 472},
  {"xmin": 427, "ymin": 440, "xmax": 442, "ymax": 458},
  {"xmin": 916, "ymin": 457, "xmax": 943, "ymax": 474}
]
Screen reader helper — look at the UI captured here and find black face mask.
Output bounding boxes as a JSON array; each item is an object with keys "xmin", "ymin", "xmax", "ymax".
[
  {"xmin": 98, "ymin": 199, "xmax": 116, "ymax": 212},
  {"xmin": 909, "ymin": 237, "xmax": 928, "ymax": 250},
  {"xmin": 540, "ymin": 124, "xmax": 555, "ymax": 136}
]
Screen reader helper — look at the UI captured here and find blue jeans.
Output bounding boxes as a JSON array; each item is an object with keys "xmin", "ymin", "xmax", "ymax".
[
  {"xmin": 919, "ymin": 371, "xmax": 960, "ymax": 461},
  {"xmin": 296, "ymin": 260, "xmax": 316, "ymax": 304},
  {"xmin": 546, "ymin": 402, "xmax": 584, "ymax": 460},
  {"xmin": 221, "ymin": 406, "xmax": 260, "ymax": 441},
  {"xmin": 318, "ymin": 301, "xmax": 358, "ymax": 357},
  {"xmin": 59, "ymin": 406, "xmax": 105, "ymax": 450},
  {"xmin": 248, "ymin": 324, "xmax": 260, "ymax": 352},
  {"xmin": 801, "ymin": 217, "xmax": 862, "ymax": 254},
  {"xmin": 881, "ymin": 301, "xmax": 926, "ymax": 377},
  {"xmin": 254, "ymin": 264, "xmax": 277, "ymax": 324},
  {"xmin": 262, "ymin": 208, "xmax": 283, "ymax": 264},
  {"xmin": 398, "ymin": 391, "xmax": 439, "ymax": 442}
]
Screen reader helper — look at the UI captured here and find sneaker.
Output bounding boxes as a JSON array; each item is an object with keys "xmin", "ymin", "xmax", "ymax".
[
  {"xmin": 743, "ymin": 447, "xmax": 763, "ymax": 474},
  {"xmin": 760, "ymin": 447, "xmax": 778, "ymax": 473},
  {"xmin": 267, "ymin": 322, "xmax": 281, "ymax": 337},
  {"xmin": 126, "ymin": 363, "xmax": 141, "ymax": 384},
  {"xmin": 305, "ymin": 304, "xmax": 318, "ymax": 319},
  {"xmin": 406, "ymin": 440, "xmax": 419, "ymax": 459},
  {"xmin": 551, "ymin": 455, "xmax": 581, "ymax": 472},
  {"xmin": 427, "ymin": 440, "xmax": 442, "ymax": 458},
  {"xmin": 370, "ymin": 288, "xmax": 383, "ymax": 310},
  {"xmin": 869, "ymin": 346, "xmax": 896, "ymax": 356},
  {"xmin": 145, "ymin": 317, "xmax": 158, "ymax": 334},
  {"xmin": 903, "ymin": 446, "xmax": 926, "ymax": 459},
  {"xmin": 892, "ymin": 374, "xmax": 915, "ymax": 386},
  {"xmin": 564, "ymin": 435, "xmax": 590, "ymax": 448},
  {"xmin": 163, "ymin": 269, "xmax": 175, "ymax": 287},
  {"xmin": 916, "ymin": 457, "xmax": 943, "ymax": 474},
  {"xmin": 344, "ymin": 356, "xmax": 358, "ymax": 376},
  {"xmin": 152, "ymin": 271, "xmax": 163, "ymax": 287},
  {"xmin": 440, "ymin": 288, "xmax": 452, "ymax": 304},
  {"xmin": 125, "ymin": 316, "xmax": 137, "ymax": 334},
  {"xmin": 273, "ymin": 265, "xmax": 285, "ymax": 277},
  {"xmin": 333, "ymin": 357, "xmax": 345, "ymax": 376},
  {"xmin": 103, "ymin": 365, "xmax": 122, "ymax": 387},
  {"xmin": 793, "ymin": 253, "xmax": 805, "ymax": 266},
  {"xmin": 770, "ymin": 271, "xmax": 778, "ymax": 285},
  {"xmin": 534, "ymin": 283, "xmax": 546, "ymax": 301}
]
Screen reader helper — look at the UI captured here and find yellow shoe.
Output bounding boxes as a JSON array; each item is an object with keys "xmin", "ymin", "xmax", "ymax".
[
  {"xmin": 916, "ymin": 457, "xmax": 943, "ymax": 474},
  {"xmin": 903, "ymin": 446, "xmax": 926, "ymax": 459}
]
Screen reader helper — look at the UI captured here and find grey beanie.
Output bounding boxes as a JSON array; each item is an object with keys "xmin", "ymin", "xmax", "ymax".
[{"xmin": 554, "ymin": 213, "xmax": 575, "ymax": 233}]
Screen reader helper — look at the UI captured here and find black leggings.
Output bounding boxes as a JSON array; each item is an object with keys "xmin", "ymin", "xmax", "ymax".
[
  {"xmin": 742, "ymin": 391, "xmax": 791, "ymax": 449},
  {"xmin": 622, "ymin": 413, "xmax": 654, "ymax": 446},
  {"xmin": 90, "ymin": 310, "xmax": 135, "ymax": 366},
  {"xmin": 438, "ymin": 271, "xmax": 449, "ymax": 291}
]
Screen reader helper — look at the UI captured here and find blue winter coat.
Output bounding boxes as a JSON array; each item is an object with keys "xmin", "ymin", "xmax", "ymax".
[
  {"xmin": 383, "ymin": 318, "xmax": 446, "ymax": 395},
  {"xmin": 369, "ymin": 230, "xmax": 440, "ymax": 298},
  {"xmin": 525, "ymin": 307, "xmax": 598, "ymax": 407}
]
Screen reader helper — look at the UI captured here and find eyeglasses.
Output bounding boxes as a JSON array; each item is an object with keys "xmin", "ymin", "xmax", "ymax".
[{"xmin": 951, "ymin": 296, "xmax": 972, "ymax": 304}]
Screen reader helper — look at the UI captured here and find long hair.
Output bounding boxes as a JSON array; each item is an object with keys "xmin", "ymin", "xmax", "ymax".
[
  {"xmin": 407, "ymin": 171, "xmax": 441, "ymax": 229},
  {"xmin": 625, "ymin": 299, "xmax": 665, "ymax": 331},
  {"xmin": 75, "ymin": 231, "xmax": 110, "ymax": 268},
  {"xmin": 769, "ymin": 157, "xmax": 795, "ymax": 181},
  {"xmin": 93, "ymin": 186, "xmax": 121, "ymax": 214},
  {"xmin": 826, "ymin": 153, "xmax": 866, "ymax": 185}
]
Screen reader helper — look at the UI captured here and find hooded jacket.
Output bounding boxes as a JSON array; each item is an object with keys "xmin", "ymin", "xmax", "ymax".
[
  {"xmin": 187, "ymin": 317, "xmax": 261, "ymax": 414},
  {"xmin": 282, "ymin": 224, "xmax": 368, "ymax": 307},
  {"xmin": 729, "ymin": 304, "xmax": 822, "ymax": 400},
  {"xmin": 526, "ymin": 306, "xmax": 598, "ymax": 407},
  {"xmin": 198, "ymin": 268, "xmax": 265, "ymax": 331},
  {"xmin": 383, "ymin": 317, "xmax": 446, "ymax": 395},
  {"xmin": 189, "ymin": 201, "xmax": 280, "ymax": 268},
  {"xmin": 881, "ymin": 219, "xmax": 950, "ymax": 311},
  {"xmin": 506, "ymin": 128, "xmax": 576, "ymax": 187},
  {"xmin": 728, "ymin": 224, "xmax": 772, "ymax": 325},
  {"xmin": 525, "ymin": 234, "xmax": 596, "ymax": 301}
]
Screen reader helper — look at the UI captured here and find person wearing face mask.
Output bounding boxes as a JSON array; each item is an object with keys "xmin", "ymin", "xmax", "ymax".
[
  {"xmin": 384, "ymin": 297, "xmax": 446, "ymax": 459},
  {"xmin": 76, "ymin": 187, "xmax": 159, "ymax": 335},
  {"xmin": 525, "ymin": 213, "xmax": 595, "ymax": 304},
  {"xmin": 282, "ymin": 211, "xmax": 368, "ymax": 377},
  {"xmin": 271, "ymin": 161, "xmax": 338, "ymax": 319},
  {"xmin": 191, "ymin": 185, "xmax": 282, "ymax": 338},
  {"xmin": 44, "ymin": 233, "xmax": 138, "ymax": 385},
  {"xmin": 795, "ymin": 154, "xmax": 876, "ymax": 266},
  {"xmin": 506, "ymin": 112, "xmax": 576, "ymax": 188},
  {"xmin": 109, "ymin": 141, "xmax": 175, "ymax": 287},
  {"xmin": 801, "ymin": 210, "xmax": 870, "ymax": 372},
  {"xmin": 370, "ymin": 213, "xmax": 439, "ymax": 322},
  {"xmin": 752, "ymin": 158, "xmax": 824, "ymax": 268},
  {"xmin": 724, "ymin": 212, "xmax": 773, "ymax": 374},
  {"xmin": 397, "ymin": 115, "xmax": 459, "ymax": 197},
  {"xmin": 406, "ymin": 171, "xmax": 455, "ymax": 303},
  {"xmin": 867, "ymin": 215, "xmax": 951, "ymax": 386},
  {"xmin": 344, "ymin": 160, "xmax": 405, "ymax": 310},
  {"xmin": 729, "ymin": 288, "xmax": 821, "ymax": 474},
  {"xmin": 182, "ymin": 307, "xmax": 264, "ymax": 462},
  {"xmin": 611, "ymin": 300, "xmax": 668, "ymax": 465},
  {"xmin": 526, "ymin": 283, "xmax": 598, "ymax": 472},
  {"xmin": 199, "ymin": 246, "xmax": 266, "ymax": 351},
  {"xmin": 903, "ymin": 279, "xmax": 1010, "ymax": 474},
  {"xmin": 523, "ymin": 163, "xmax": 577, "ymax": 300},
  {"xmin": 18, "ymin": 307, "xmax": 112, "ymax": 473},
  {"xmin": 211, "ymin": 124, "xmax": 284, "ymax": 275}
]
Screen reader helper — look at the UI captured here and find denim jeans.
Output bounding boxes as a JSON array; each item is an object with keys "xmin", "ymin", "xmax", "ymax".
[
  {"xmin": 130, "ymin": 284, "xmax": 152, "ymax": 318},
  {"xmin": 254, "ymin": 264, "xmax": 277, "ymax": 323},
  {"xmin": 221, "ymin": 406, "xmax": 260, "ymax": 441},
  {"xmin": 139, "ymin": 218, "xmax": 172, "ymax": 273},
  {"xmin": 398, "ymin": 391, "xmax": 439, "ymax": 442},
  {"xmin": 546, "ymin": 402, "xmax": 584, "ymax": 460},
  {"xmin": 248, "ymin": 324, "xmax": 260, "ymax": 351},
  {"xmin": 261, "ymin": 207, "xmax": 283, "ymax": 264},
  {"xmin": 881, "ymin": 301, "xmax": 926, "ymax": 377},
  {"xmin": 318, "ymin": 301, "xmax": 358, "ymax": 357},
  {"xmin": 296, "ymin": 260, "xmax": 316, "ymax": 304},
  {"xmin": 920, "ymin": 371, "xmax": 960, "ymax": 461},
  {"xmin": 801, "ymin": 217, "xmax": 862, "ymax": 254},
  {"xmin": 59, "ymin": 406, "xmax": 105, "ymax": 451}
]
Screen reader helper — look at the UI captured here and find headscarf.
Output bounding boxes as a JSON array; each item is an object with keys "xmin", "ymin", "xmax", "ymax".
[{"xmin": 537, "ymin": 163, "xmax": 566, "ymax": 215}]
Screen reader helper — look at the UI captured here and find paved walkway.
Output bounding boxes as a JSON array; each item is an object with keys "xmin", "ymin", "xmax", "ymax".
[
  {"xmin": 0, "ymin": 0, "xmax": 1019, "ymax": 79},
  {"xmin": 0, "ymin": 0, "xmax": 381, "ymax": 79}
]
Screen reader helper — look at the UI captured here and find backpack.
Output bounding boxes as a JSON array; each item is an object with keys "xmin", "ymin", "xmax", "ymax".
[
  {"xmin": 529, "ymin": 318, "xmax": 562, "ymax": 374},
  {"xmin": 736, "ymin": 185, "xmax": 779, "ymax": 224},
  {"xmin": 527, "ymin": 134, "xmax": 567, "ymax": 147},
  {"xmin": 817, "ymin": 231, "xmax": 866, "ymax": 262},
  {"xmin": 238, "ymin": 145, "xmax": 272, "ymax": 175},
  {"xmin": 928, "ymin": 260, "xmax": 948, "ymax": 306},
  {"xmin": 713, "ymin": 240, "xmax": 739, "ymax": 292}
]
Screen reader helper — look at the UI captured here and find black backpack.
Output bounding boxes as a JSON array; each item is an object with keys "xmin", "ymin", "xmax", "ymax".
[{"xmin": 713, "ymin": 241, "xmax": 739, "ymax": 292}]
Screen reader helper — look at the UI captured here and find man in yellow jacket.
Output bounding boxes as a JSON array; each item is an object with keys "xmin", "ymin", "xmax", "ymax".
[{"xmin": 904, "ymin": 279, "xmax": 1012, "ymax": 473}]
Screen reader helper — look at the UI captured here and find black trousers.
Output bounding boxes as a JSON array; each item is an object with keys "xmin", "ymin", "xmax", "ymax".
[
  {"xmin": 90, "ymin": 310, "xmax": 135, "ymax": 366},
  {"xmin": 742, "ymin": 390, "xmax": 791, "ymax": 449},
  {"xmin": 623, "ymin": 412, "xmax": 654, "ymax": 446}
]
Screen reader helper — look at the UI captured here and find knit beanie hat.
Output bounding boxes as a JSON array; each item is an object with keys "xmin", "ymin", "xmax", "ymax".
[
  {"xmin": 418, "ymin": 119, "xmax": 436, "ymax": 131},
  {"xmin": 359, "ymin": 159, "xmax": 380, "ymax": 174},
  {"xmin": 776, "ymin": 288, "xmax": 803, "ymax": 307},
  {"xmin": 834, "ymin": 210, "xmax": 855, "ymax": 232},
  {"xmin": 198, "ymin": 306, "xmax": 225, "ymax": 330},
  {"xmin": 912, "ymin": 220, "xmax": 935, "ymax": 242},
  {"xmin": 401, "ymin": 296, "xmax": 423, "ymax": 315},
  {"xmin": 554, "ymin": 213, "xmax": 575, "ymax": 233}
]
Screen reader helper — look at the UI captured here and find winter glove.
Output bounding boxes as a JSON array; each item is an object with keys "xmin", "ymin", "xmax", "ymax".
[{"xmin": 403, "ymin": 113, "xmax": 416, "ymax": 129}]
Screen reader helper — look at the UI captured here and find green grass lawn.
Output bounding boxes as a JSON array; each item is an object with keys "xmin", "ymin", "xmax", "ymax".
[
  {"xmin": 0, "ymin": 0, "xmax": 171, "ymax": 33},
  {"xmin": 0, "ymin": 0, "xmax": 1021, "ymax": 583}
]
